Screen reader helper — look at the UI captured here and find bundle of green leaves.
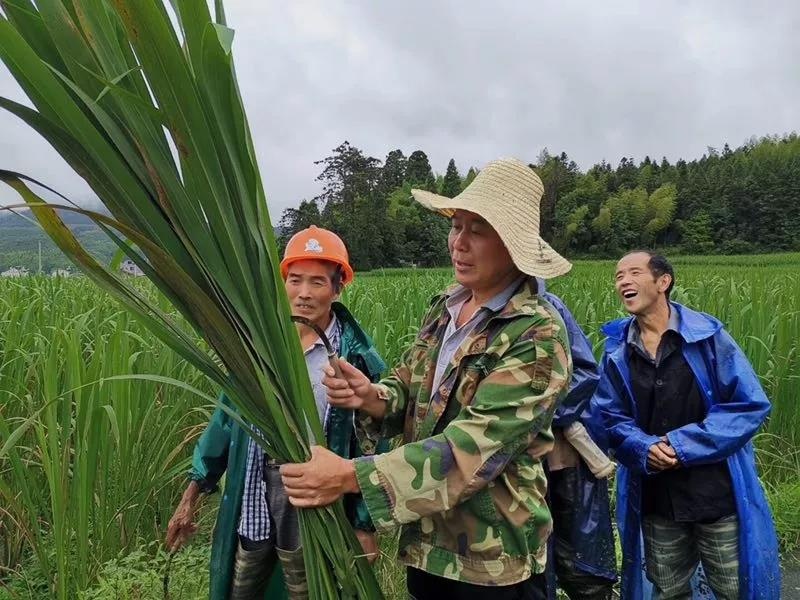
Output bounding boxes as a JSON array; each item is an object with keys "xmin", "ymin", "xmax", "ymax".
[{"xmin": 0, "ymin": 1, "xmax": 382, "ymax": 598}]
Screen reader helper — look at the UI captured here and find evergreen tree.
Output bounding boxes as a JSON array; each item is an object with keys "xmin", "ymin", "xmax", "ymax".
[
  {"xmin": 406, "ymin": 150, "xmax": 436, "ymax": 191},
  {"xmin": 440, "ymin": 159, "xmax": 462, "ymax": 198}
]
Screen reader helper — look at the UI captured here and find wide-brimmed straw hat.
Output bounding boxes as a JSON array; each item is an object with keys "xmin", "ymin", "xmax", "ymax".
[{"xmin": 411, "ymin": 157, "xmax": 572, "ymax": 279}]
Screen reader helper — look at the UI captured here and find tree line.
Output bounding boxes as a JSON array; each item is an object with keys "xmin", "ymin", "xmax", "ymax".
[{"xmin": 278, "ymin": 134, "xmax": 800, "ymax": 270}]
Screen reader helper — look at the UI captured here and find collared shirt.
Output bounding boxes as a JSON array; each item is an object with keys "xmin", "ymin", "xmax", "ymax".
[
  {"xmin": 627, "ymin": 309, "xmax": 735, "ymax": 523},
  {"xmin": 430, "ymin": 276, "xmax": 524, "ymax": 397},
  {"xmin": 237, "ymin": 314, "xmax": 341, "ymax": 541}
]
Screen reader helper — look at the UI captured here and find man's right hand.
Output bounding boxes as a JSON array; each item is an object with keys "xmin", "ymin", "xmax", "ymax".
[
  {"xmin": 166, "ymin": 481, "xmax": 201, "ymax": 552},
  {"xmin": 322, "ymin": 359, "xmax": 385, "ymax": 419},
  {"xmin": 647, "ymin": 440, "xmax": 678, "ymax": 472}
]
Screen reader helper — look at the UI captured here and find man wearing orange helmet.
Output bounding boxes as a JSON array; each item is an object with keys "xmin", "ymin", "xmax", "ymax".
[{"xmin": 165, "ymin": 226, "xmax": 386, "ymax": 600}]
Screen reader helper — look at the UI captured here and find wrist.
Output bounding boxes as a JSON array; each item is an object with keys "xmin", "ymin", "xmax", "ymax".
[
  {"xmin": 343, "ymin": 459, "xmax": 360, "ymax": 494},
  {"xmin": 361, "ymin": 384, "xmax": 387, "ymax": 419},
  {"xmin": 184, "ymin": 480, "xmax": 201, "ymax": 504}
]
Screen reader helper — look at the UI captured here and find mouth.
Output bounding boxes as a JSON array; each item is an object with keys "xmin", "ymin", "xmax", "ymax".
[
  {"xmin": 453, "ymin": 259, "xmax": 473, "ymax": 270},
  {"xmin": 621, "ymin": 290, "xmax": 638, "ymax": 301},
  {"xmin": 294, "ymin": 303, "xmax": 315, "ymax": 312}
]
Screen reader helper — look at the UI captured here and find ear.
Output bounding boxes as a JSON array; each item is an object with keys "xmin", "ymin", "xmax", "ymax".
[{"xmin": 657, "ymin": 274, "xmax": 672, "ymax": 294}]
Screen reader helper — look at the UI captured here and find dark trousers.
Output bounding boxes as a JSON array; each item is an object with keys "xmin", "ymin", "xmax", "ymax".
[
  {"xmin": 407, "ymin": 567, "xmax": 547, "ymax": 600},
  {"xmin": 549, "ymin": 467, "xmax": 614, "ymax": 600}
]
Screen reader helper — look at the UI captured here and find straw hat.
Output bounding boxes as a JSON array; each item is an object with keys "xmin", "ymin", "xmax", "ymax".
[{"xmin": 411, "ymin": 157, "xmax": 572, "ymax": 279}]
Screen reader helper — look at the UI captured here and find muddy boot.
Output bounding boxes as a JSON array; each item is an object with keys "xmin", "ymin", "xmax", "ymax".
[
  {"xmin": 230, "ymin": 538, "xmax": 275, "ymax": 599},
  {"xmin": 277, "ymin": 547, "xmax": 309, "ymax": 600}
]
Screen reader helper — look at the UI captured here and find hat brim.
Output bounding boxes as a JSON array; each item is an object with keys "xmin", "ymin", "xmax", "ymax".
[
  {"xmin": 411, "ymin": 189, "xmax": 572, "ymax": 280},
  {"xmin": 280, "ymin": 256, "xmax": 354, "ymax": 286}
]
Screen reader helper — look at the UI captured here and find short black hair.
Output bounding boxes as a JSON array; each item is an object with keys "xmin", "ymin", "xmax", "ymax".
[
  {"xmin": 625, "ymin": 250, "xmax": 675, "ymax": 299},
  {"xmin": 330, "ymin": 264, "xmax": 344, "ymax": 294}
]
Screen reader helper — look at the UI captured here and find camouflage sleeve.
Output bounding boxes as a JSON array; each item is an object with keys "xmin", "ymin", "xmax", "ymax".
[
  {"xmin": 353, "ymin": 321, "xmax": 571, "ymax": 530},
  {"xmin": 357, "ymin": 298, "xmax": 445, "ymax": 441},
  {"xmin": 356, "ymin": 349, "xmax": 413, "ymax": 441}
]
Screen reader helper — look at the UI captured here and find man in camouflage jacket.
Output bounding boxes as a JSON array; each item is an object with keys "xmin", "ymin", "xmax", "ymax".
[{"xmin": 281, "ymin": 158, "xmax": 574, "ymax": 599}]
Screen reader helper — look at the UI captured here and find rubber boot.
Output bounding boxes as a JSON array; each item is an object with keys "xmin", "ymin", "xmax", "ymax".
[
  {"xmin": 276, "ymin": 547, "xmax": 309, "ymax": 600},
  {"xmin": 229, "ymin": 539, "xmax": 274, "ymax": 599}
]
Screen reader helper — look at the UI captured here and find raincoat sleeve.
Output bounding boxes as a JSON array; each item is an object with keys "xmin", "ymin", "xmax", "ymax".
[
  {"xmin": 544, "ymin": 293, "xmax": 600, "ymax": 428},
  {"xmin": 666, "ymin": 329, "xmax": 771, "ymax": 467},
  {"xmin": 354, "ymin": 321, "xmax": 570, "ymax": 529},
  {"xmin": 187, "ymin": 392, "xmax": 234, "ymax": 493},
  {"xmin": 591, "ymin": 355, "xmax": 660, "ymax": 474}
]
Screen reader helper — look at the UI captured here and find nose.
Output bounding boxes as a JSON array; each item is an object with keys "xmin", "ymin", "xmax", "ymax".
[
  {"xmin": 451, "ymin": 228, "xmax": 469, "ymax": 252},
  {"xmin": 298, "ymin": 282, "xmax": 312, "ymax": 299}
]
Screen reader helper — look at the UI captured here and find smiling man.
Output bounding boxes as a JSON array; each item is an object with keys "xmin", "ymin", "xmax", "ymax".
[
  {"xmin": 165, "ymin": 226, "xmax": 386, "ymax": 600},
  {"xmin": 280, "ymin": 158, "xmax": 574, "ymax": 600},
  {"xmin": 591, "ymin": 251, "xmax": 779, "ymax": 599}
]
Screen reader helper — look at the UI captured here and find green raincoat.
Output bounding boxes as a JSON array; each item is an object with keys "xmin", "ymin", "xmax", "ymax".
[{"xmin": 188, "ymin": 303, "xmax": 386, "ymax": 599}]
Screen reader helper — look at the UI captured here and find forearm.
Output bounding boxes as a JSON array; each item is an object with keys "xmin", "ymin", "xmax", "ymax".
[{"xmin": 181, "ymin": 480, "xmax": 202, "ymax": 505}]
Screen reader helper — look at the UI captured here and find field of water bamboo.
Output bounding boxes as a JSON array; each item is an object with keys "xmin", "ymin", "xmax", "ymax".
[{"xmin": 1, "ymin": 255, "xmax": 799, "ymax": 598}]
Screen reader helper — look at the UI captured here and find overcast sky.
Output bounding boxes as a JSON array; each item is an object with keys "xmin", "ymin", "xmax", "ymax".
[{"xmin": 1, "ymin": 0, "xmax": 798, "ymax": 216}]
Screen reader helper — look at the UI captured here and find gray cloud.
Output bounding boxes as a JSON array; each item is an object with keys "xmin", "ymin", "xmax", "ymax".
[{"xmin": 2, "ymin": 0, "xmax": 798, "ymax": 217}]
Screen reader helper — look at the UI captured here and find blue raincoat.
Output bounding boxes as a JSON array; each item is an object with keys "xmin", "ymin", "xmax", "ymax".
[
  {"xmin": 540, "ymin": 283, "xmax": 617, "ymax": 591},
  {"xmin": 591, "ymin": 302, "xmax": 780, "ymax": 599}
]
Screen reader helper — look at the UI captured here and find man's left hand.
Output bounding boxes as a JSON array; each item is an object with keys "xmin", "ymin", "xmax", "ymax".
[{"xmin": 280, "ymin": 445, "xmax": 360, "ymax": 508}]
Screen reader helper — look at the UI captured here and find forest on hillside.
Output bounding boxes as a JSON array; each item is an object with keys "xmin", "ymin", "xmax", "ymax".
[
  {"xmin": 278, "ymin": 134, "xmax": 800, "ymax": 270},
  {"xmin": 3, "ymin": 134, "xmax": 799, "ymax": 272}
]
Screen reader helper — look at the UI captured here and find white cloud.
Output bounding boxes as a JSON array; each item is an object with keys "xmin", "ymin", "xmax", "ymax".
[{"xmin": 1, "ymin": 0, "xmax": 798, "ymax": 215}]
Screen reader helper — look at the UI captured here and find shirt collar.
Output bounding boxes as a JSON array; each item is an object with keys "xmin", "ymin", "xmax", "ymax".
[
  {"xmin": 627, "ymin": 305, "xmax": 680, "ymax": 347},
  {"xmin": 445, "ymin": 275, "xmax": 526, "ymax": 315}
]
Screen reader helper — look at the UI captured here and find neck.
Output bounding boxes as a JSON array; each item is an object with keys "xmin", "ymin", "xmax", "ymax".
[
  {"xmin": 469, "ymin": 269, "xmax": 522, "ymax": 306},
  {"xmin": 636, "ymin": 300, "xmax": 670, "ymax": 337}
]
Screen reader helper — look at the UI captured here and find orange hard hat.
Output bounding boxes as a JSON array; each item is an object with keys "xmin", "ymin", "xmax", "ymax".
[{"xmin": 280, "ymin": 225, "xmax": 354, "ymax": 285}]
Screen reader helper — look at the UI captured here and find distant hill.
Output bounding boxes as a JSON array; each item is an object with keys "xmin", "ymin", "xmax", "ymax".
[
  {"xmin": 0, "ymin": 208, "xmax": 282, "ymax": 273},
  {"xmin": 0, "ymin": 206, "xmax": 106, "ymax": 228},
  {"xmin": 0, "ymin": 207, "xmax": 110, "ymax": 272}
]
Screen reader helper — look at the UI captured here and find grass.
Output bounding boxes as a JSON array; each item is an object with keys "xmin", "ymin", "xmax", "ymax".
[{"xmin": 1, "ymin": 255, "xmax": 799, "ymax": 598}]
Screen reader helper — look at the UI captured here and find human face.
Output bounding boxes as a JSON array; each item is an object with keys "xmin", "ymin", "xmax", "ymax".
[
  {"xmin": 614, "ymin": 252, "xmax": 671, "ymax": 316},
  {"xmin": 285, "ymin": 259, "xmax": 340, "ymax": 329},
  {"xmin": 448, "ymin": 210, "xmax": 518, "ymax": 296}
]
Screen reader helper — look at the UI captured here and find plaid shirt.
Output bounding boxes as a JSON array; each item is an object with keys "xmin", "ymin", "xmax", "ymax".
[{"xmin": 237, "ymin": 315, "xmax": 341, "ymax": 541}]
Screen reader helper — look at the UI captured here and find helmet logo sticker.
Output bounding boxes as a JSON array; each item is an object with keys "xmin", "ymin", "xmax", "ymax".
[{"xmin": 304, "ymin": 238, "xmax": 323, "ymax": 253}]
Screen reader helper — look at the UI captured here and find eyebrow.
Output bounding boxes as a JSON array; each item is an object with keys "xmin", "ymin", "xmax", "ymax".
[
  {"xmin": 453, "ymin": 216, "xmax": 488, "ymax": 226},
  {"xmin": 288, "ymin": 272, "xmax": 328, "ymax": 281}
]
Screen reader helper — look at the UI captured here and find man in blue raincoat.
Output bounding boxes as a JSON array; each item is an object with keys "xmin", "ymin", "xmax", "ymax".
[
  {"xmin": 592, "ymin": 251, "xmax": 779, "ymax": 599},
  {"xmin": 537, "ymin": 280, "xmax": 617, "ymax": 599}
]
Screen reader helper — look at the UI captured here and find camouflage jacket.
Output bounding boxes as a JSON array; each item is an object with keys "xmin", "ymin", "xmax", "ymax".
[{"xmin": 354, "ymin": 277, "xmax": 572, "ymax": 585}]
